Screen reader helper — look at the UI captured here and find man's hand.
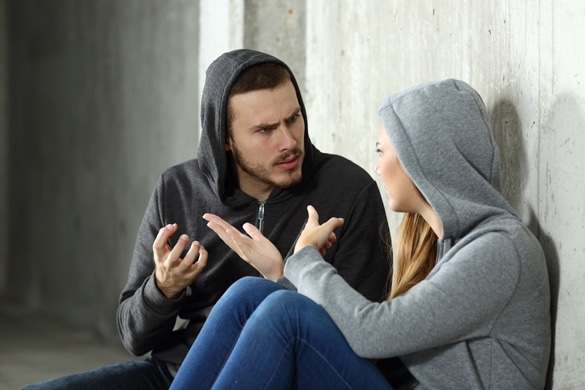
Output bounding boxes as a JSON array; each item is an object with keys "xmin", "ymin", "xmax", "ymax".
[
  {"xmin": 153, "ymin": 224, "xmax": 208, "ymax": 299},
  {"xmin": 203, "ymin": 214, "xmax": 284, "ymax": 281},
  {"xmin": 294, "ymin": 205, "xmax": 344, "ymax": 255}
]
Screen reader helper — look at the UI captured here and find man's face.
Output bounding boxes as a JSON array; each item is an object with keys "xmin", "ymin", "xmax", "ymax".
[{"xmin": 226, "ymin": 80, "xmax": 305, "ymax": 200}]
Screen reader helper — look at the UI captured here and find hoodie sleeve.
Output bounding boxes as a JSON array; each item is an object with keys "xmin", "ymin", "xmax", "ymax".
[
  {"xmin": 284, "ymin": 232, "xmax": 520, "ymax": 359},
  {"xmin": 116, "ymin": 175, "xmax": 185, "ymax": 356}
]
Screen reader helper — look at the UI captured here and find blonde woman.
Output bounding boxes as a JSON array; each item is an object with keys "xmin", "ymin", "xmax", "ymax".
[{"xmin": 170, "ymin": 79, "xmax": 551, "ymax": 390}]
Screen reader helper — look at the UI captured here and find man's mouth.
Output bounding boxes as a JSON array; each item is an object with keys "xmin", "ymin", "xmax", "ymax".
[{"xmin": 276, "ymin": 153, "xmax": 301, "ymax": 170}]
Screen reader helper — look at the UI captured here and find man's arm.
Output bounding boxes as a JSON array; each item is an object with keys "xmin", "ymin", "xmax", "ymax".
[{"xmin": 116, "ymin": 180, "xmax": 206, "ymax": 356}]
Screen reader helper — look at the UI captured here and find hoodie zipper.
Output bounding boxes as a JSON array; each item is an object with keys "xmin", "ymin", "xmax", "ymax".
[{"xmin": 256, "ymin": 201, "xmax": 266, "ymax": 233}]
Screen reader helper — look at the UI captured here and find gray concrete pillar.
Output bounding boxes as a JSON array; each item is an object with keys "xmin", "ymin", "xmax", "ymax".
[
  {"xmin": 0, "ymin": 0, "xmax": 7, "ymax": 296},
  {"xmin": 7, "ymin": 0, "xmax": 199, "ymax": 341}
]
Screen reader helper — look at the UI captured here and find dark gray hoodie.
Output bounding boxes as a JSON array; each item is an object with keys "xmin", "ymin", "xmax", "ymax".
[
  {"xmin": 116, "ymin": 49, "xmax": 390, "ymax": 370},
  {"xmin": 285, "ymin": 79, "xmax": 551, "ymax": 389}
]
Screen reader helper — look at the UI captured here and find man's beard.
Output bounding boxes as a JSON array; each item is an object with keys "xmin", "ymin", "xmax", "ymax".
[{"xmin": 231, "ymin": 146, "xmax": 303, "ymax": 190}]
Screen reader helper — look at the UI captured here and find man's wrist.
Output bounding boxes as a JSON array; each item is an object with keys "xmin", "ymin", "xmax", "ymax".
[{"xmin": 154, "ymin": 274, "xmax": 183, "ymax": 299}]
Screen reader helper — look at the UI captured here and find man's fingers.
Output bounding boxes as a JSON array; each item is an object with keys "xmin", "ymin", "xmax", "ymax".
[
  {"xmin": 168, "ymin": 233, "xmax": 190, "ymax": 263},
  {"xmin": 195, "ymin": 245, "xmax": 208, "ymax": 269},
  {"xmin": 183, "ymin": 241, "xmax": 208, "ymax": 269},
  {"xmin": 153, "ymin": 224, "xmax": 177, "ymax": 258}
]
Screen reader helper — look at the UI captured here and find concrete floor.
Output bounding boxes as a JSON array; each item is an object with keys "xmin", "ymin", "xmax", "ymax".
[{"xmin": 0, "ymin": 303, "xmax": 136, "ymax": 389}]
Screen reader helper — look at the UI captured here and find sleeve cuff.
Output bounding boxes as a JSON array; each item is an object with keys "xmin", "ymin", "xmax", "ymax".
[
  {"xmin": 142, "ymin": 272, "xmax": 185, "ymax": 315},
  {"xmin": 276, "ymin": 276, "xmax": 298, "ymax": 291}
]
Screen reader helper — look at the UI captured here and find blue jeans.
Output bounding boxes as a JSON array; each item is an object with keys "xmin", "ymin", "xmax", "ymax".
[
  {"xmin": 170, "ymin": 277, "xmax": 392, "ymax": 390},
  {"xmin": 20, "ymin": 356, "xmax": 173, "ymax": 390}
]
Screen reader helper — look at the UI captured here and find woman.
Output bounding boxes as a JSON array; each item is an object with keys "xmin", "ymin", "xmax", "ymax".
[{"xmin": 170, "ymin": 79, "xmax": 551, "ymax": 389}]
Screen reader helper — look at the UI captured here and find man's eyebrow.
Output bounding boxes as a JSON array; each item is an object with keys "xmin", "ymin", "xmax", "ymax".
[
  {"xmin": 251, "ymin": 108, "xmax": 302, "ymax": 129},
  {"xmin": 252, "ymin": 120, "xmax": 279, "ymax": 130}
]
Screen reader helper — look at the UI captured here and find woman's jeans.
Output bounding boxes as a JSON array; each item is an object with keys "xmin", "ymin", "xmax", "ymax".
[{"xmin": 170, "ymin": 277, "xmax": 392, "ymax": 390}]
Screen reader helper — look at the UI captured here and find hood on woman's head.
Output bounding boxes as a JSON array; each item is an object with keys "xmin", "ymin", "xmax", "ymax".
[{"xmin": 378, "ymin": 79, "xmax": 516, "ymax": 240}]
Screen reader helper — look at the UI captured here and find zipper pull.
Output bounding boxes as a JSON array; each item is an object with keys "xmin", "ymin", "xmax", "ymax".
[{"xmin": 256, "ymin": 201, "xmax": 266, "ymax": 233}]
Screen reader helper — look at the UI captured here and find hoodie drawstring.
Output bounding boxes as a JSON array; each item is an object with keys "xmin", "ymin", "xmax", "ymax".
[{"xmin": 256, "ymin": 201, "xmax": 266, "ymax": 233}]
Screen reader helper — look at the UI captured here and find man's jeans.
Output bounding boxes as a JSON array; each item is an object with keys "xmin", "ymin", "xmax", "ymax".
[{"xmin": 21, "ymin": 356, "xmax": 173, "ymax": 390}]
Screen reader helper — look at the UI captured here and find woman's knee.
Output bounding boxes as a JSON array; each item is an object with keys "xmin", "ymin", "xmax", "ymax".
[
  {"xmin": 251, "ymin": 291, "xmax": 338, "ymax": 344},
  {"xmin": 217, "ymin": 277, "xmax": 283, "ymax": 312},
  {"xmin": 223, "ymin": 276, "xmax": 275, "ymax": 297},
  {"xmin": 258, "ymin": 290, "xmax": 326, "ymax": 323},
  {"xmin": 268, "ymin": 290, "xmax": 319, "ymax": 308}
]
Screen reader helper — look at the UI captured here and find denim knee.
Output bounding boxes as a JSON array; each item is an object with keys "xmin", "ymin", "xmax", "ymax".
[{"xmin": 223, "ymin": 276, "xmax": 279, "ymax": 300}]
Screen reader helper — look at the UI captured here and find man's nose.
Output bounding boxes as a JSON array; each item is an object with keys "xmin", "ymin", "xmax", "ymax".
[{"xmin": 276, "ymin": 126, "xmax": 296, "ymax": 150}]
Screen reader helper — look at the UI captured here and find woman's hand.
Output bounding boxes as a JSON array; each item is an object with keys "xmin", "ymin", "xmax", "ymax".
[
  {"xmin": 203, "ymin": 213, "xmax": 284, "ymax": 281},
  {"xmin": 294, "ymin": 205, "xmax": 344, "ymax": 255}
]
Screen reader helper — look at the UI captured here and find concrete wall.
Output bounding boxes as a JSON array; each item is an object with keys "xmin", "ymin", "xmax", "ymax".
[
  {"xmin": 2, "ymin": 0, "xmax": 583, "ymax": 387},
  {"xmin": 244, "ymin": 0, "xmax": 306, "ymax": 90},
  {"xmin": 0, "ymin": 0, "xmax": 6, "ymax": 296},
  {"xmin": 6, "ymin": 0, "xmax": 199, "ymax": 340},
  {"xmin": 304, "ymin": 1, "xmax": 584, "ymax": 388},
  {"xmin": 197, "ymin": 0, "xmax": 306, "ymax": 121}
]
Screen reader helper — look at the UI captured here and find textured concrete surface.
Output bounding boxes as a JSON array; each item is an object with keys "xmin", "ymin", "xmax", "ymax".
[
  {"xmin": 0, "ymin": 0, "xmax": 7, "ymax": 296},
  {"xmin": 1, "ymin": 1, "xmax": 584, "ymax": 389},
  {"xmin": 304, "ymin": 2, "xmax": 585, "ymax": 388},
  {"xmin": 0, "ymin": 303, "xmax": 135, "ymax": 389},
  {"xmin": 4, "ymin": 0, "xmax": 199, "ymax": 343}
]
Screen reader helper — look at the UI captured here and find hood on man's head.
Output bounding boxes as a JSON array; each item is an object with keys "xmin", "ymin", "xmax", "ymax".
[
  {"xmin": 377, "ymin": 79, "xmax": 516, "ymax": 240},
  {"xmin": 196, "ymin": 49, "xmax": 312, "ymax": 203}
]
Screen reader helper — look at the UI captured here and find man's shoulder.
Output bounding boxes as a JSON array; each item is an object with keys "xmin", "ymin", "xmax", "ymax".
[
  {"xmin": 156, "ymin": 158, "xmax": 209, "ymax": 191},
  {"xmin": 161, "ymin": 158, "xmax": 200, "ymax": 178},
  {"xmin": 155, "ymin": 158, "xmax": 217, "ymax": 204}
]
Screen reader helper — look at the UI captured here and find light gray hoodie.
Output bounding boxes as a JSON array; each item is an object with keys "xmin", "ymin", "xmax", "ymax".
[{"xmin": 284, "ymin": 79, "xmax": 551, "ymax": 389}]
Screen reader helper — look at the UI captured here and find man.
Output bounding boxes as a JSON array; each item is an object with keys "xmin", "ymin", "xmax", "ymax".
[{"xmin": 23, "ymin": 49, "xmax": 390, "ymax": 389}]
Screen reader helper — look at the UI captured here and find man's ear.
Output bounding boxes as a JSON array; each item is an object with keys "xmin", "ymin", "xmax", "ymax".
[{"xmin": 225, "ymin": 133, "xmax": 232, "ymax": 151}]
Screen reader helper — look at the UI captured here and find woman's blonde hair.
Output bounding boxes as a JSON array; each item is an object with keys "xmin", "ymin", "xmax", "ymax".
[{"xmin": 388, "ymin": 212, "xmax": 438, "ymax": 299}]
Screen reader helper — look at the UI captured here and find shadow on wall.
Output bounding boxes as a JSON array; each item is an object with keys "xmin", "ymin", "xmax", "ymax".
[
  {"xmin": 490, "ymin": 99, "xmax": 527, "ymax": 212},
  {"xmin": 490, "ymin": 100, "xmax": 559, "ymax": 390}
]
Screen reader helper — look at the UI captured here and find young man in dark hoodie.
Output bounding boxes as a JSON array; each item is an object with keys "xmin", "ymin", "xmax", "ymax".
[{"xmin": 21, "ymin": 49, "xmax": 390, "ymax": 390}]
